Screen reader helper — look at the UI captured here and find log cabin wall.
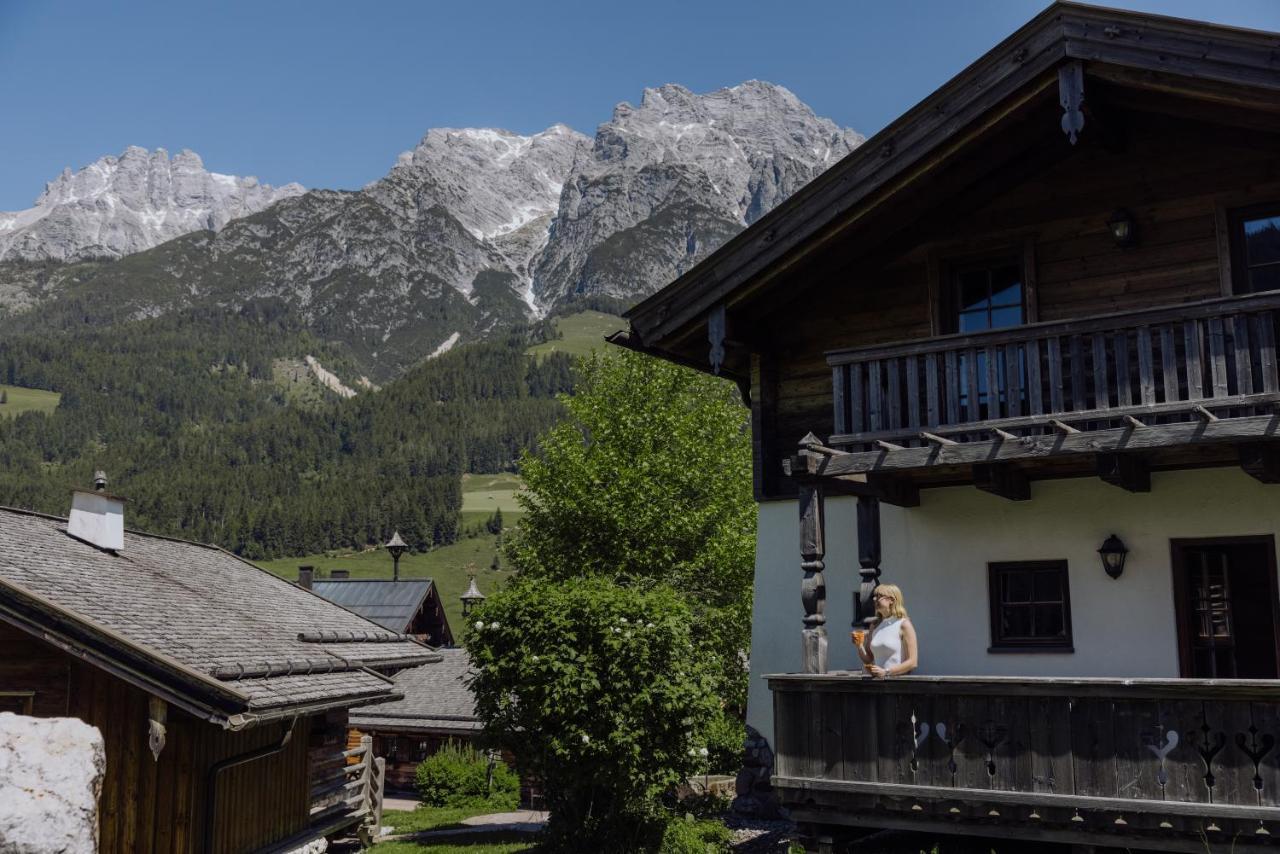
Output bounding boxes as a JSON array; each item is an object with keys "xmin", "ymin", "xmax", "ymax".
[
  {"xmin": 0, "ymin": 622, "xmax": 314, "ymax": 854},
  {"xmin": 756, "ymin": 111, "xmax": 1280, "ymax": 498}
]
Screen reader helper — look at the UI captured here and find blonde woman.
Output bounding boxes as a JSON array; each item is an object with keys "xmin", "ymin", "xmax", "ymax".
[{"xmin": 855, "ymin": 584, "xmax": 919, "ymax": 677}]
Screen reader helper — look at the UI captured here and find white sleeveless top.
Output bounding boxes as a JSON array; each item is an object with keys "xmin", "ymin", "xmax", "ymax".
[{"xmin": 870, "ymin": 616, "xmax": 904, "ymax": 670}]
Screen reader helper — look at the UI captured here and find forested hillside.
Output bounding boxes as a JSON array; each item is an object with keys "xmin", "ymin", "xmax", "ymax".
[{"xmin": 0, "ymin": 310, "xmax": 573, "ymax": 558}]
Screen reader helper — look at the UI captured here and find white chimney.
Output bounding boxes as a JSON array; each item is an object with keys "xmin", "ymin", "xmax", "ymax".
[{"xmin": 67, "ymin": 471, "xmax": 125, "ymax": 551}]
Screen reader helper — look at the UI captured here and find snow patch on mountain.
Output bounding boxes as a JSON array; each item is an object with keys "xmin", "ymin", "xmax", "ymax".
[{"xmin": 0, "ymin": 147, "xmax": 304, "ymax": 262}]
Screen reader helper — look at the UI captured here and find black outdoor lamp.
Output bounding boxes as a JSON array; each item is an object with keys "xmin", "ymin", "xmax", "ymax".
[
  {"xmin": 1098, "ymin": 533, "xmax": 1129, "ymax": 580},
  {"xmin": 385, "ymin": 530, "xmax": 407, "ymax": 582},
  {"xmin": 461, "ymin": 574, "xmax": 485, "ymax": 617},
  {"xmin": 1107, "ymin": 209, "xmax": 1137, "ymax": 248}
]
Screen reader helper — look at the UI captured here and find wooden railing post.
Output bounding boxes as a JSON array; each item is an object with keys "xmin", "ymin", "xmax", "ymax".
[
  {"xmin": 855, "ymin": 496, "xmax": 882, "ymax": 627},
  {"xmin": 798, "ymin": 476, "xmax": 827, "ymax": 674}
]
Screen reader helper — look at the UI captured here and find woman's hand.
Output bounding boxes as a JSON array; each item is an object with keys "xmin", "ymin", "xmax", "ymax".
[{"xmin": 867, "ymin": 665, "xmax": 888, "ymax": 678}]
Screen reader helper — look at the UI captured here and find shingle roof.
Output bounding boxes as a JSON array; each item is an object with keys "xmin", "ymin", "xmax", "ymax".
[
  {"xmin": 351, "ymin": 647, "xmax": 479, "ymax": 734},
  {"xmin": 310, "ymin": 579, "xmax": 434, "ymax": 633},
  {"xmin": 0, "ymin": 506, "xmax": 438, "ymax": 726}
]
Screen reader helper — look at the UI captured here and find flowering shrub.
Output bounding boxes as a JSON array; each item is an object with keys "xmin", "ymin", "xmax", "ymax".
[
  {"xmin": 413, "ymin": 742, "xmax": 518, "ymax": 808},
  {"xmin": 467, "ymin": 576, "xmax": 722, "ymax": 851}
]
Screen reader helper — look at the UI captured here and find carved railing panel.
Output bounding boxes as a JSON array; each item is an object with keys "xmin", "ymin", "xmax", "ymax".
[
  {"xmin": 770, "ymin": 675, "xmax": 1280, "ymax": 848},
  {"xmin": 828, "ymin": 292, "xmax": 1280, "ymax": 448}
]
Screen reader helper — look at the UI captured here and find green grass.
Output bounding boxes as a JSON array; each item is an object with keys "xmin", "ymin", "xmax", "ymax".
[
  {"xmin": 461, "ymin": 473, "xmax": 525, "ymax": 517},
  {"xmin": 255, "ymin": 533, "xmax": 513, "ymax": 634},
  {"xmin": 373, "ymin": 841, "xmax": 535, "ymax": 854},
  {"xmin": 0, "ymin": 383, "xmax": 60, "ymax": 417},
  {"xmin": 526, "ymin": 310, "xmax": 624, "ymax": 360},
  {"xmin": 380, "ymin": 805, "xmax": 511, "ymax": 835}
]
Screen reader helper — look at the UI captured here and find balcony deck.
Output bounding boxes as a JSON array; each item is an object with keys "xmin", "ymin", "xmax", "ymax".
[{"xmin": 770, "ymin": 673, "xmax": 1280, "ymax": 852}]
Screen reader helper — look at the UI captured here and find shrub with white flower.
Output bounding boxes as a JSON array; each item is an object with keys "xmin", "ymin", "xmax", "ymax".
[{"xmin": 466, "ymin": 576, "xmax": 720, "ymax": 851}]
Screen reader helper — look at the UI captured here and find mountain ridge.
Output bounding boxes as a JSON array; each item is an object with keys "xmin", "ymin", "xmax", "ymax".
[{"xmin": 0, "ymin": 81, "xmax": 864, "ymax": 381}]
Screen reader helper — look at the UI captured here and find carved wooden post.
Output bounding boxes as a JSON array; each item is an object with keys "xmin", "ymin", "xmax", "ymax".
[
  {"xmin": 855, "ymin": 496, "xmax": 882, "ymax": 628},
  {"xmin": 798, "ymin": 478, "xmax": 827, "ymax": 674}
]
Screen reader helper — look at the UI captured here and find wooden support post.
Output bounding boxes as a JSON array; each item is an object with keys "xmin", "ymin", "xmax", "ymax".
[
  {"xmin": 992, "ymin": 428, "xmax": 1019, "ymax": 441},
  {"xmin": 1050, "ymin": 419, "xmax": 1080, "ymax": 434},
  {"xmin": 1097, "ymin": 453, "xmax": 1151, "ymax": 493},
  {"xmin": 855, "ymin": 496, "xmax": 882, "ymax": 629},
  {"xmin": 919, "ymin": 431, "xmax": 957, "ymax": 446},
  {"xmin": 798, "ymin": 479, "xmax": 827, "ymax": 674},
  {"xmin": 973, "ymin": 462, "xmax": 1031, "ymax": 500},
  {"xmin": 875, "ymin": 439, "xmax": 905, "ymax": 452},
  {"xmin": 1239, "ymin": 443, "xmax": 1280, "ymax": 483}
]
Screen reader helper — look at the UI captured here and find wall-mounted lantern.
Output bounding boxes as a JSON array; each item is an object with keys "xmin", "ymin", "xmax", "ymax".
[
  {"xmin": 1107, "ymin": 209, "xmax": 1137, "ymax": 248},
  {"xmin": 1098, "ymin": 533, "xmax": 1129, "ymax": 580}
]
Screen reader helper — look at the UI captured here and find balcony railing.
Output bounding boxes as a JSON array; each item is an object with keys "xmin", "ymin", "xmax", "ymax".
[
  {"xmin": 770, "ymin": 674, "xmax": 1280, "ymax": 851},
  {"xmin": 827, "ymin": 292, "xmax": 1280, "ymax": 449}
]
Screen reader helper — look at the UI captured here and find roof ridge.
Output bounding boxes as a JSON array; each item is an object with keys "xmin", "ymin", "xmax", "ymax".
[{"xmin": 0, "ymin": 503, "xmax": 227, "ymax": 552}]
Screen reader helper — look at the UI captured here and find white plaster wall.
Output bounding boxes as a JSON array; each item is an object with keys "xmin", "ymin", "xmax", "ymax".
[{"xmin": 745, "ymin": 466, "xmax": 1280, "ymax": 742}]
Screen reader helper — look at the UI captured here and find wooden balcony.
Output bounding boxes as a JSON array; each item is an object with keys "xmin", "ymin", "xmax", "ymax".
[
  {"xmin": 770, "ymin": 674, "xmax": 1280, "ymax": 852},
  {"xmin": 828, "ymin": 292, "xmax": 1280, "ymax": 450}
]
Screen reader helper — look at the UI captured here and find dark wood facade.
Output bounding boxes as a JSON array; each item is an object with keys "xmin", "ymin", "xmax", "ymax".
[{"xmin": 0, "ymin": 622, "xmax": 367, "ymax": 854}]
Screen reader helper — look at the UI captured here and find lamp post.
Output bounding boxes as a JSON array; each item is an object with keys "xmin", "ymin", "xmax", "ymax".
[
  {"xmin": 385, "ymin": 530, "xmax": 407, "ymax": 582},
  {"xmin": 461, "ymin": 574, "xmax": 485, "ymax": 617},
  {"xmin": 1098, "ymin": 533, "xmax": 1129, "ymax": 580}
]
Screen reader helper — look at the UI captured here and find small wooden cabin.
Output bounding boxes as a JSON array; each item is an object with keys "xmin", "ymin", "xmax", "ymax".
[
  {"xmin": 0, "ymin": 500, "xmax": 437, "ymax": 853},
  {"xmin": 304, "ymin": 576, "xmax": 454, "ymax": 647},
  {"xmin": 618, "ymin": 4, "xmax": 1280, "ymax": 851}
]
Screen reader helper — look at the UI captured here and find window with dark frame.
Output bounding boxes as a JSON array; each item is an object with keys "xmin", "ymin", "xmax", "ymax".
[
  {"xmin": 987, "ymin": 560, "xmax": 1074, "ymax": 651},
  {"xmin": 1230, "ymin": 203, "xmax": 1280, "ymax": 294},
  {"xmin": 945, "ymin": 256, "xmax": 1027, "ymax": 415},
  {"xmin": 947, "ymin": 257, "xmax": 1026, "ymax": 334}
]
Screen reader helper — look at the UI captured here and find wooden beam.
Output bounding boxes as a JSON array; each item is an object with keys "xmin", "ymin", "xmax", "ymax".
[
  {"xmin": 817, "ymin": 473, "xmax": 922, "ymax": 508},
  {"xmin": 1049, "ymin": 419, "xmax": 1080, "ymax": 434},
  {"xmin": 1123, "ymin": 415, "xmax": 1146, "ymax": 429},
  {"xmin": 992, "ymin": 428, "xmax": 1019, "ymax": 441},
  {"xmin": 875, "ymin": 440, "xmax": 905, "ymax": 452},
  {"xmin": 813, "ymin": 414, "xmax": 1280, "ymax": 477},
  {"xmin": 1096, "ymin": 452, "xmax": 1151, "ymax": 493},
  {"xmin": 919, "ymin": 431, "xmax": 957, "ymax": 446},
  {"xmin": 973, "ymin": 462, "xmax": 1030, "ymax": 501},
  {"xmin": 1238, "ymin": 442, "xmax": 1280, "ymax": 483},
  {"xmin": 1193, "ymin": 404, "xmax": 1219, "ymax": 422}
]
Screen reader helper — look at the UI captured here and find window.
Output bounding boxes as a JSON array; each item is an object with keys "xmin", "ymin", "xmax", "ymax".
[
  {"xmin": 948, "ymin": 258, "xmax": 1025, "ymax": 334},
  {"xmin": 943, "ymin": 257, "xmax": 1027, "ymax": 416},
  {"xmin": 1230, "ymin": 204, "xmax": 1280, "ymax": 294},
  {"xmin": 0, "ymin": 692, "xmax": 33, "ymax": 714},
  {"xmin": 987, "ymin": 561, "xmax": 1073, "ymax": 651}
]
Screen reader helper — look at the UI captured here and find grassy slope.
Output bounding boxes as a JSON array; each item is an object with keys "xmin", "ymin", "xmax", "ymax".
[
  {"xmin": 526, "ymin": 310, "xmax": 624, "ymax": 359},
  {"xmin": 0, "ymin": 384, "xmax": 60, "ymax": 417}
]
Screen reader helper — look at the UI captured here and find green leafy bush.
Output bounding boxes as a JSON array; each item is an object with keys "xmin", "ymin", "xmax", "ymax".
[
  {"xmin": 413, "ymin": 742, "xmax": 518, "ymax": 808},
  {"xmin": 660, "ymin": 815, "xmax": 732, "ymax": 854},
  {"xmin": 468, "ymin": 576, "xmax": 722, "ymax": 851},
  {"xmin": 702, "ymin": 709, "xmax": 745, "ymax": 775}
]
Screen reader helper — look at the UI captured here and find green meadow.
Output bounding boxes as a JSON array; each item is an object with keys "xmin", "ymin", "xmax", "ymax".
[
  {"xmin": 0, "ymin": 384, "xmax": 60, "ymax": 417},
  {"xmin": 526, "ymin": 310, "xmax": 624, "ymax": 360}
]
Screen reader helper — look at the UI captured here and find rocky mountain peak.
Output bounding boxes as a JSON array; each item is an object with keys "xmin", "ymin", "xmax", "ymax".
[
  {"xmin": 531, "ymin": 81, "xmax": 864, "ymax": 309},
  {"xmin": 382, "ymin": 124, "xmax": 588, "ymax": 242},
  {"xmin": 0, "ymin": 147, "xmax": 304, "ymax": 263}
]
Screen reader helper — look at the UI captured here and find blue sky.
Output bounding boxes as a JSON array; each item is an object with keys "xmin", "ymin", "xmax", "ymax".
[{"xmin": 2, "ymin": 0, "xmax": 1278, "ymax": 211}]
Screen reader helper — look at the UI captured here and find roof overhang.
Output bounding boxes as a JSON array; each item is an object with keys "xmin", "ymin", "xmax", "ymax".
[
  {"xmin": 619, "ymin": 1, "xmax": 1280, "ymax": 375},
  {"xmin": 0, "ymin": 576, "xmax": 417, "ymax": 729}
]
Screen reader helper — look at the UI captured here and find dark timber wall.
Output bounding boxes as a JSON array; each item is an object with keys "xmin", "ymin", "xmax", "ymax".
[
  {"xmin": 755, "ymin": 111, "xmax": 1280, "ymax": 498},
  {"xmin": 0, "ymin": 622, "xmax": 314, "ymax": 854}
]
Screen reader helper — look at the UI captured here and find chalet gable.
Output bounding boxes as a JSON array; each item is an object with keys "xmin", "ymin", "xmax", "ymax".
[{"xmin": 620, "ymin": 2, "xmax": 1280, "ymax": 382}]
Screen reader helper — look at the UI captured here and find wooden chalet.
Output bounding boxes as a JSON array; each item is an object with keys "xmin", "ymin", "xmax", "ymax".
[
  {"xmin": 348, "ymin": 647, "xmax": 480, "ymax": 791},
  {"xmin": 0, "ymin": 493, "xmax": 438, "ymax": 853},
  {"xmin": 616, "ymin": 3, "xmax": 1280, "ymax": 851},
  {"xmin": 302, "ymin": 575, "xmax": 454, "ymax": 647}
]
